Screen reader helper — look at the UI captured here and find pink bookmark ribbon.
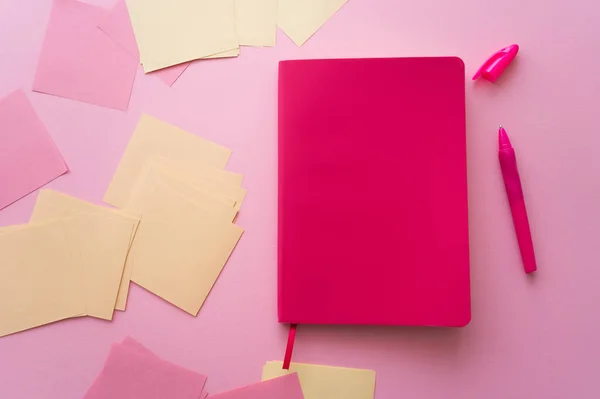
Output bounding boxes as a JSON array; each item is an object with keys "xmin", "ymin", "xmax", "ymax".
[{"xmin": 282, "ymin": 324, "xmax": 297, "ymax": 370}]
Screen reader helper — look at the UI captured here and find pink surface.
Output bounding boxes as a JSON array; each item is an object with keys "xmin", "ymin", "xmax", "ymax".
[
  {"xmin": 33, "ymin": 0, "xmax": 138, "ymax": 111},
  {"xmin": 83, "ymin": 338, "xmax": 206, "ymax": 399},
  {"xmin": 0, "ymin": 0, "xmax": 599, "ymax": 398},
  {"xmin": 209, "ymin": 374, "xmax": 304, "ymax": 399},
  {"xmin": 98, "ymin": 0, "xmax": 190, "ymax": 87},
  {"xmin": 0, "ymin": 89, "xmax": 68, "ymax": 210},
  {"xmin": 278, "ymin": 58, "xmax": 470, "ymax": 326}
]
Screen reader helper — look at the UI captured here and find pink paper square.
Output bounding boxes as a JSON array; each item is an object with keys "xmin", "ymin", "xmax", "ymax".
[
  {"xmin": 33, "ymin": 0, "xmax": 138, "ymax": 111},
  {"xmin": 97, "ymin": 0, "xmax": 190, "ymax": 87},
  {"xmin": 209, "ymin": 374, "xmax": 305, "ymax": 399},
  {"xmin": 84, "ymin": 338, "xmax": 207, "ymax": 399},
  {"xmin": 0, "ymin": 90, "xmax": 68, "ymax": 210}
]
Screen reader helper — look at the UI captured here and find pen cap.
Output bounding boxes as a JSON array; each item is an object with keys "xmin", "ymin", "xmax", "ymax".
[{"xmin": 473, "ymin": 44, "xmax": 519, "ymax": 82}]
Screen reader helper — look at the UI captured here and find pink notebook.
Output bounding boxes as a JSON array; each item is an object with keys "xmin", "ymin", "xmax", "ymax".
[{"xmin": 278, "ymin": 57, "xmax": 470, "ymax": 327}]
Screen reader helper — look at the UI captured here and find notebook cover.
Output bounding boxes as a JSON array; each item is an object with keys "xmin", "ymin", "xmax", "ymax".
[{"xmin": 278, "ymin": 57, "xmax": 470, "ymax": 327}]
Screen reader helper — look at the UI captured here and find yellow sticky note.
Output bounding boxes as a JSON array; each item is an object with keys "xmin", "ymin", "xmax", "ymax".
[
  {"xmin": 104, "ymin": 114, "xmax": 232, "ymax": 209},
  {"xmin": 278, "ymin": 0, "xmax": 348, "ymax": 46},
  {"xmin": 0, "ymin": 220, "xmax": 85, "ymax": 338},
  {"xmin": 125, "ymin": 160, "xmax": 238, "ymax": 222},
  {"xmin": 126, "ymin": 0, "xmax": 239, "ymax": 72},
  {"xmin": 262, "ymin": 361, "xmax": 376, "ymax": 399},
  {"xmin": 30, "ymin": 190, "xmax": 140, "ymax": 312},
  {"xmin": 129, "ymin": 185, "xmax": 243, "ymax": 316},
  {"xmin": 235, "ymin": 0, "xmax": 278, "ymax": 46}
]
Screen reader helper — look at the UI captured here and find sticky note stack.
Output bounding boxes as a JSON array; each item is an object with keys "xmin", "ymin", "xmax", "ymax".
[
  {"xmin": 31, "ymin": 0, "xmax": 349, "ymax": 108},
  {"xmin": 0, "ymin": 190, "xmax": 139, "ymax": 337},
  {"xmin": 104, "ymin": 114, "xmax": 245, "ymax": 315},
  {"xmin": 83, "ymin": 339, "xmax": 377, "ymax": 399},
  {"xmin": 0, "ymin": 113, "xmax": 244, "ymax": 337},
  {"xmin": 84, "ymin": 337, "xmax": 306, "ymax": 399}
]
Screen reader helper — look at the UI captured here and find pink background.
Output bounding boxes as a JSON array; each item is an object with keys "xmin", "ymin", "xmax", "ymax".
[{"xmin": 0, "ymin": 0, "xmax": 598, "ymax": 398}]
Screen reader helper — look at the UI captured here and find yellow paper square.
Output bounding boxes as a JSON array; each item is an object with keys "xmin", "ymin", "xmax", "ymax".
[
  {"xmin": 278, "ymin": 0, "xmax": 348, "ymax": 46},
  {"xmin": 31, "ymin": 190, "xmax": 140, "ymax": 312},
  {"xmin": 262, "ymin": 361, "xmax": 376, "ymax": 399},
  {"xmin": 126, "ymin": 0, "xmax": 239, "ymax": 72},
  {"xmin": 125, "ymin": 160, "xmax": 238, "ymax": 222},
  {"xmin": 129, "ymin": 185, "xmax": 243, "ymax": 316},
  {"xmin": 0, "ymin": 221, "xmax": 85, "ymax": 338},
  {"xmin": 235, "ymin": 0, "xmax": 278, "ymax": 46},
  {"xmin": 104, "ymin": 114, "xmax": 232, "ymax": 209}
]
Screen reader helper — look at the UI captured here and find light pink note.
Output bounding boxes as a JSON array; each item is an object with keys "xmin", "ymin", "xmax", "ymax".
[
  {"xmin": 0, "ymin": 90, "xmax": 68, "ymax": 210},
  {"xmin": 84, "ymin": 339, "xmax": 207, "ymax": 399},
  {"xmin": 33, "ymin": 0, "xmax": 138, "ymax": 111},
  {"xmin": 97, "ymin": 0, "xmax": 190, "ymax": 87},
  {"xmin": 209, "ymin": 374, "xmax": 305, "ymax": 399},
  {"xmin": 121, "ymin": 337, "xmax": 209, "ymax": 399}
]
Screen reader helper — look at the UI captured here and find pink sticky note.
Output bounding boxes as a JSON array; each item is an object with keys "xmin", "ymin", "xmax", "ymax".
[
  {"xmin": 121, "ymin": 338, "xmax": 209, "ymax": 399},
  {"xmin": 98, "ymin": 0, "xmax": 190, "ymax": 87},
  {"xmin": 33, "ymin": 0, "xmax": 138, "ymax": 111},
  {"xmin": 209, "ymin": 374, "xmax": 305, "ymax": 399},
  {"xmin": 0, "ymin": 90, "xmax": 68, "ymax": 210},
  {"xmin": 84, "ymin": 340, "xmax": 207, "ymax": 399}
]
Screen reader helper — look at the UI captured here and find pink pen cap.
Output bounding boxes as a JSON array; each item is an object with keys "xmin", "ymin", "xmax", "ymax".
[{"xmin": 473, "ymin": 44, "xmax": 519, "ymax": 82}]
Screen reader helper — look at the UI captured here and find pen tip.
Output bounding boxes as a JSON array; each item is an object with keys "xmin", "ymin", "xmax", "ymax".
[{"xmin": 498, "ymin": 126, "xmax": 511, "ymax": 149}]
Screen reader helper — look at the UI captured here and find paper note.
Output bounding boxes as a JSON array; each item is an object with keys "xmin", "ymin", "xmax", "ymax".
[
  {"xmin": 211, "ymin": 373, "xmax": 304, "ymax": 399},
  {"xmin": 235, "ymin": 0, "xmax": 278, "ymax": 46},
  {"xmin": 30, "ymin": 190, "xmax": 140, "ymax": 312},
  {"xmin": 0, "ymin": 90, "xmax": 67, "ymax": 210},
  {"xmin": 129, "ymin": 185, "xmax": 243, "ymax": 316},
  {"xmin": 278, "ymin": 0, "xmax": 348, "ymax": 46},
  {"xmin": 120, "ymin": 337, "xmax": 208, "ymax": 398},
  {"xmin": 84, "ymin": 338, "xmax": 207, "ymax": 399},
  {"xmin": 262, "ymin": 361, "xmax": 376, "ymax": 399},
  {"xmin": 31, "ymin": 191, "xmax": 137, "ymax": 320},
  {"xmin": 125, "ymin": 161, "xmax": 238, "ymax": 221},
  {"xmin": 33, "ymin": 0, "xmax": 138, "ymax": 110},
  {"xmin": 0, "ymin": 220, "xmax": 85, "ymax": 338},
  {"xmin": 125, "ymin": 0, "xmax": 239, "ymax": 72},
  {"xmin": 104, "ymin": 114, "xmax": 232, "ymax": 208}
]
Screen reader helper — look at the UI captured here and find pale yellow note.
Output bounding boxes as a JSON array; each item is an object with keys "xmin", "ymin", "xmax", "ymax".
[
  {"xmin": 129, "ymin": 185, "xmax": 243, "ymax": 316},
  {"xmin": 278, "ymin": 0, "xmax": 348, "ymax": 46},
  {"xmin": 235, "ymin": 0, "xmax": 278, "ymax": 46},
  {"xmin": 262, "ymin": 361, "xmax": 376, "ymax": 399},
  {"xmin": 31, "ymin": 190, "xmax": 140, "ymax": 312},
  {"xmin": 126, "ymin": 0, "xmax": 239, "ymax": 72},
  {"xmin": 125, "ymin": 161, "xmax": 237, "ymax": 222},
  {"xmin": 0, "ymin": 220, "xmax": 85, "ymax": 338},
  {"xmin": 104, "ymin": 113, "xmax": 232, "ymax": 209}
]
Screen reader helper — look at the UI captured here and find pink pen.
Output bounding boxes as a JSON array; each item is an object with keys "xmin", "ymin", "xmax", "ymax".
[{"xmin": 499, "ymin": 125, "xmax": 537, "ymax": 274}]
